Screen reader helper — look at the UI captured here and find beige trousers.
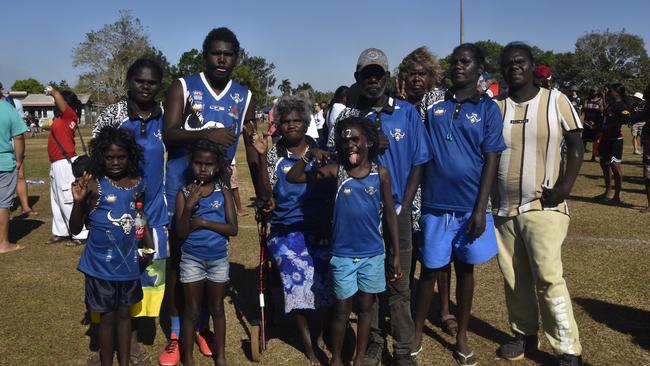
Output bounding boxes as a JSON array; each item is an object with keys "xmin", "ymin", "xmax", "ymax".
[{"xmin": 495, "ymin": 210, "xmax": 581, "ymax": 356}]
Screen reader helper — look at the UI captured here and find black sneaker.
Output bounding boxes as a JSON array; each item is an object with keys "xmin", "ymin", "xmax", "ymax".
[
  {"xmin": 363, "ymin": 342, "xmax": 390, "ymax": 366},
  {"xmin": 558, "ymin": 354, "xmax": 583, "ymax": 366},
  {"xmin": 496, "ymin": 334, "xmax": 539, "ymax": 361}
]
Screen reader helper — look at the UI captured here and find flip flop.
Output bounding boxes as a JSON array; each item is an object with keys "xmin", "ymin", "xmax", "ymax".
[
  {"xmin": 410, "ymin": 345, "xmax": 423, "ymax": 356},
  {"xmin": 46, "ymin": 236, "xmax": 68, "ymax": 245},
  {"xmin": 453, "ymin": 349, "xmax": 477, "ymax": 366},
  {"xmin": 0, "ymin": 244, "xmax": 24, "ymax": 254},
  {"xmin": 441, "ymin": 314, "xmax": 459, "ymax": 336}
]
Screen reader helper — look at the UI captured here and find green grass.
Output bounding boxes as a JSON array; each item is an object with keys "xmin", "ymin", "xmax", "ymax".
[{"xmin": 0, "ymin": 128, "xmax": 648, "ymax": 365}]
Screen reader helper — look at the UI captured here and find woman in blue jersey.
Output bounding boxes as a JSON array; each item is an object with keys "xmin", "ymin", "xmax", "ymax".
[
  {"xmin": 70, "ymin": 127, "xmax": 153, "ymax": 366},
  {"xmin": 246, "ymin": 95, "xmax": 335, "ymax": 365},
  {"xmin": 175, "ymin": 139, "xmax": 237, "ymax": 366},
  {"xmin": 286, "ymin": 116, "xmax": 401, "ymax": 366},
  {"xmin": 412, "ymin": 44, "xmax": 505, "ymax": 366},
  {"xmin": 91, "ymin": 58, "xmax": 169, "ymax": 366}
]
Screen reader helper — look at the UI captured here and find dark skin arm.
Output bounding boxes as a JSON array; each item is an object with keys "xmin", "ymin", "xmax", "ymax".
[
  {"xmin": 176, "ymin": 183, "xmax": 238, "ymax": 241},
  {"xmin": 466, "ymin": 152, "xmax": 498, "ymax": 237},
  {"xmin": 401, "ymin": 165, "xmax": 422, "ymax": 212},
  {"xmin": 162, "ymin": 79, "xmax": 236, "ymax": 148},
  {"xmin": 285, "ymin": 149, "xmax": 337, "ymax": 183},
  {"xmin": 241, "ymin": 106, "xmax": 265, "ymax": 200},
  {"xmin": 13, "ymin": 134, "xmax": 25, "ymax": 171},
  {"xmin": 379, "ymin": 167, "xmax": 401, "ymax": 280},
  {"xmin": 47, "ymin": 87, "xmax": 68, "ymax": 114},
  {"xmin": 242, "ymin": 124, "xmax": 275, "ymax": 212},
  {"xmin": 69, "ymin": 172, "xmax": 97, "ymax": 236},
  {"xmin": 541, "ymin": 130, "xmax": 584, "ymax": 206}
]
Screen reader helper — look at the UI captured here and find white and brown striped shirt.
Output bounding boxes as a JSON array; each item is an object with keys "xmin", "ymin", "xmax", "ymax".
[{"xmin": 494, "ymin": 88, "xmax": 582, "ymax": 216}]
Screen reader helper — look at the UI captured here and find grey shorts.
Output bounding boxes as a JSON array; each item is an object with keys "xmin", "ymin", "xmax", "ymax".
[{"xmin": 0, "ymin": 170, "xmax": 17, "ymax": 209}]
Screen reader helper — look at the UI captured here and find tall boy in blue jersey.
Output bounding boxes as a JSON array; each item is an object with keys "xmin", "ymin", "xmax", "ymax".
[
  {"xmin": 413, "ymin": 44, "xmax": 505, "ymax": 366},
  {"xmin": 336, "ymin": 48, "xmax": 433, "ymax": 366},
  {"xmin": 161, "ymin": 27, "xmax": 258, "ymax": 365}
]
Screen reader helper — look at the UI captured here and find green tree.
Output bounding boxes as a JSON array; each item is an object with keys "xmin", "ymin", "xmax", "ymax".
[
  {"xmin": 47, "ymin": 80, "xmax": 72, "ymax": 91},
  {"xmin": 572, "ymin": 30, "xmax": 650, "ymax": 93},
  {"xmin": 231, "ymin": 64, "xmax": 264, "ymax": 107},
  {"xmin": 72, "ymin": 10, "xmax": 155, "ymax": 104},
  {"xmin": 172, "ymin": 48, "xmax": 203, "ymax": 78},
  {"xmin": 11, "ymin": 78, "xmax": 44, "ymax": 94},
  {"xmin": 240, "ymin": 50, "xmax": 276, "ymax": 104},
  {"xmin": 279, "ymin": 79, "xmax": 292, "ymax": 96},
  {"xmin": 294, "ymin": 82, "xmax": 313, "ymax": 93}
]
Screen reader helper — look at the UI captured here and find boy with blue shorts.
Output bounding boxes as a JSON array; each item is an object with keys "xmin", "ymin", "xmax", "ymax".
[{"xmin": 412, "ymin": 44, "xmax": 506, "ymax": 366}]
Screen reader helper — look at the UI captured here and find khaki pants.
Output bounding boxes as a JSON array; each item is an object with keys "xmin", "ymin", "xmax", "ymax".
[{"xmin": 495, "ymin": 211, "xmax": 581, "ymax": 356}]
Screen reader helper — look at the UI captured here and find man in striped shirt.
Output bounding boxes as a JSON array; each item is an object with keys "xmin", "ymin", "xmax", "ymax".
[{"xmin": 493, "ymin": 42, "xmax": 584, "ymax": 366}]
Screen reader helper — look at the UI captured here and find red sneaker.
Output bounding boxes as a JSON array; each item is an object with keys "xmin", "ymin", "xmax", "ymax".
[
  {"xmin": 158, "ymin": 334, "xmax": 180, "ymax": 366},
  {"xmin": 196, "ymin": 328, "xmax": 217, "ymax": 356}
]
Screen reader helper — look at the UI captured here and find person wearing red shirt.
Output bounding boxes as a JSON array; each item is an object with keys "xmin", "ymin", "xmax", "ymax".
[{"xmin": 46, "ymin": 86, "xmax": 88, "ymax": 245}]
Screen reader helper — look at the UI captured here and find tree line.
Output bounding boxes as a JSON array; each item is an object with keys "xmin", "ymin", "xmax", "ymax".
[{"xmin": 11, "ymin": 11, "xmax": 650, "ymax": 107}]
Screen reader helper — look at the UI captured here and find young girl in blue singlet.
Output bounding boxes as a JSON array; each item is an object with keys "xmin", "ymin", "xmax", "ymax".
[
  {"xmin": 175, "ymin": 139, "xmax": 237, "ymax": 366},
  {"xmin": 70, "ymin": 127, "xmax": 153, "ymax": 366},
  {"xmin": 286, "ymin": 116, "xmax": 402, "ymax": 366}
]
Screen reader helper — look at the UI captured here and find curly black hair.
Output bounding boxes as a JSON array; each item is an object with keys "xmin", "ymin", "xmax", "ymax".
[
  {"xmin": 89, "ymin": 126, "xmax": 142, "ymax": 179},
  {"xmin": 334, "ymin": 116, "xmax": 380, "ymax": 163},
  {"xmin": 188, "ymin": 139, "xmax": 232, "ymax": 187},
  {"xmin": 127, "ymin": 58, "xmax": 163, "ymax": 82},
  {"xmin": 202, "ymin": 27, "xmax": 240, "ymax": 55}
]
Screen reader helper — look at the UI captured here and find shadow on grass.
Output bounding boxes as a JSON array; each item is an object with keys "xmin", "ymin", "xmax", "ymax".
[
  {"xmin": 8, "ymin": 218, "xmax": 44, "ymax": 242},
  {"xmin": 229, "ymin": 261, "xmax": 307, "ymax": 362},
  {"xmin": 574, "ymin": 297, "xmax": 649, "ymax": 351},
  {"xmin": 568, "ymin": 195, "xmax": 637, "ymax": 209}
]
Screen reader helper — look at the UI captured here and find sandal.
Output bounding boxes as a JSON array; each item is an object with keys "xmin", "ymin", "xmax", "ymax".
[
  {"xmin": 453, "ymin": 349, "xmax": 477, "ymax": 366},
  {"xmin": 441, "ymin": 314, "xmax": 458, "ymax": 337},
  {"xmin": 66, "ymin": 239, "xmax": 86, "ymax": 247},
  {"xmin": 46, "ymin": 236, "xmax": 68, "ymax": 245},
  {"xmin": 130, "ymin": 349, "xmax": 149, "ymax": 366}
]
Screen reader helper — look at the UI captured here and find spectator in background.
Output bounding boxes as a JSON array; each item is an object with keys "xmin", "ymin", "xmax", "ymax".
[
  {"xmin": 0, "ymin": 92, "xmax": 27, "ymax": 253},
  {"xmin": 533, "ymin": 64, "xmax": 553, "ymax": 89},
  {"xmin": 569, "ymin": 86, "xmax": 581, "ymax": 114},
  {"xmin": 630, "ymin": 92, "xmax": 646, "ymax": 155},
  {"xmin": 0, "ymin": 83, "xmax": 37, "ymax": 217},
  {"xmin": 325, "ymin": 86, "xmax": 348, "ymax": 150},
  {"xmin": 628, "ymin": 83, "xmax": 650, "ymax": 212},
  {"xmin": 311, "ymin": 101, "xmax": 326, "ymax": 147},
  {"xmin": 580, "ymin": 89, "xmax": 605, "ymax": 161},
  {"xmin": 45, "ymin": 86, "xmax": 88, "ymax": 245}
]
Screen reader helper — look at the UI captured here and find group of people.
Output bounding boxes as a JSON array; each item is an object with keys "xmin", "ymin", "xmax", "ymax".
[{"xmin": 3, "ymin": 25, "xmax": 650, "ymax": 366}]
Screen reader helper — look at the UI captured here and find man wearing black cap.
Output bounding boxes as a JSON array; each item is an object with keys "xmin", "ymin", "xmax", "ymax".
[{"xmin": 336, "ymin": 48, "xmax": 433, "ymax": 366}]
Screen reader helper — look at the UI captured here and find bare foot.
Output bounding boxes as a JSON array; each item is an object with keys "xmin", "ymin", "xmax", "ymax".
[
  {"xmin": 237, "ymin": 209, "xmax": 250, "ymax": 217},
  {"xmin": 640, "ymin": 207, "xmax": 650, "ymax": 213},
  {"xmin": 215, "ymin": 354, "xmax": 227, "ymax": 366},
  {"xmin": 0, "ymin": 243, "xmax": 24, "ymax": 254},
  {"xmin": 305, "ymin": 351, "xmax": 320, "ymax": 366}
]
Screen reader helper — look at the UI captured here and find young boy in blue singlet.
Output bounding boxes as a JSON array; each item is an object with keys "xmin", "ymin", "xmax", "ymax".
[
  {"xmin": 287, "ymin": 116, "xmax": 401, "ymax": 366},
  {"xmin": 175, "ymin": 139, "xmax": 237, "ymax": 366},
  {"xmin": 70, "ymin": 127, "xmax": 154, "ymax": 366}
]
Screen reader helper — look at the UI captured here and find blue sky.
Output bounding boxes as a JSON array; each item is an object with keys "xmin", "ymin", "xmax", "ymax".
[{"xmin": 2, "ymin": 0, "xmax": 649, "ymax": 94}]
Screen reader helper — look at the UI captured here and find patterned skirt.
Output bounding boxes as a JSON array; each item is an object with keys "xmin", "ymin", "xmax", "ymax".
[{"xmin": 267, "ymin": 231, "xmax": 335, "ymax": 313}]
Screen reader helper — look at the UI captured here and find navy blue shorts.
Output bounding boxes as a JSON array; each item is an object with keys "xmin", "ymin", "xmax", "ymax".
[{"xmin": 84, "ymin": 275, "xmax": 143, "ymax": 313}]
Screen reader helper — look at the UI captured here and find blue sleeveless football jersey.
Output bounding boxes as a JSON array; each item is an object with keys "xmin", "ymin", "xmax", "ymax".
[
  {"xmin": 78, "ymin": 177, "xmax": 145, "ymax": 280},
  {"xmin": 119, "ymin": 114, "xmax": 169, "ymax": 228},
  {"xmin": 331, "ymin": 164, "xmax": 384, "ymax": 258},
  {"xmin": 181, "ymin": 183, "xmax": 229, "ymax": 261},
  {"xmin": 166, "ymin": 74, "xmax": 252, "ymax": 217}
]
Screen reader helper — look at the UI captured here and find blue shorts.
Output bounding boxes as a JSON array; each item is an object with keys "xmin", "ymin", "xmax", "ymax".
[
  {"xmin": 420, "ymin": 209, "xmax": 498, "ymax": 269},
  {"xmin": 330, "ymin": 253, "xmax": 386, "ymax": 300},
  {"xmin": 84, "ymin": 275, "xmax": 143, "ymax": 313},
  {"xmin": 179, "ymin": 252, "xmax": 230, "ymax": 284}
]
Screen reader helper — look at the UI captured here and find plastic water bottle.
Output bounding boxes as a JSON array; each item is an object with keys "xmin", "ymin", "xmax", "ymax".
[{"xmin": 135, "ymin": 201, "xmax": 146, "ymax": 240}]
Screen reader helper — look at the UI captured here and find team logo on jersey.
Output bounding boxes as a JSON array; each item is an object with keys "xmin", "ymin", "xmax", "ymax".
[
  {"xmin": 209, "ymin": 105, "xmax": 225, "ymax": 112},
  {"xmin": 192, "ymin": 103, "xmax": 204, "ymax": 112},
  {"xmin": 434, "ymin": 108, "xmax": 445, "ymax": 116},
  {"xmin": 154, "ymin": 129, "xmax": 162, "ymax": 141},
  {"xmin": 510, "ymin": 119, "xmax": 529, "ymax": 124},
  {"xmin": 390, "ymin": 128, "xmax": 405, "ymax": 141},
  {"xmin": 211, "ymin": 200, "xmax": 223, "ymax": 209},
  {"xmin": 343, "ymin": 188, "xmax": 352, "ymax": 196},
  {"xmin": 365, "ymin": 186, "xmax": 377, "ymax": 196},
  {"xmin": 228, "ymin": 104, "xmax": 239, "ymax": 119},
  {"xmin": 193, "ymin": 90, "xmax": 203, "ymax": 101},
  {"xmin": 105, "ymin": 194, "xmax": 117, "ymax": 203},
  {"xmin": 230, "ymin": 93, "xmax": 242, "ymax": 104},
  {"xmin": 282, "ymin": 165, "xmax": 291, "ymax": 174},
  {"xmin": 466, "ymin": 113, "xmax": 481, "ymax": 124},
  {"xmin": 107, "ymin": 211, "xmax": 135, "ymax": 235}
]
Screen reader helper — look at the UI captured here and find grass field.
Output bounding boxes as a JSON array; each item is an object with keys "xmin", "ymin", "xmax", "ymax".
[{"xmin": 0, "ymin": 128, "xmax": 648, "ymax": 366}]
